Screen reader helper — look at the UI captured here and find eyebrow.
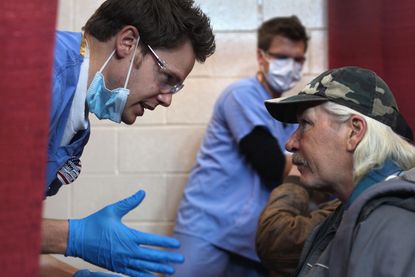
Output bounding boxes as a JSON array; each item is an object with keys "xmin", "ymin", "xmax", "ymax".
[
  {"xmin": 147, "ymin": 45, "xmax": 184, "ymax": 83},
  {"xmin": 156, "ymin": 55, "xmax": 184, "ymax": 84},
  {"xmin": 166, "ymin": 67, "xmax": 183, "ymax": 84}
]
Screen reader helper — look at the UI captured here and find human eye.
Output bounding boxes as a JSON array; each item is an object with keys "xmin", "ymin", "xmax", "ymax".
[
  {"xmin": 299, "ymin": 118, "xmax": 312, "ymax": 131},
  {"xmin": 160, "ymin": 70, "xmax": 180, "ymax": 87},
  {"xmin": 276, "ymin": 54, "xmax": 290, "ymax": 60},
  {"xmin": 158, "ymin": 70, "xmax": 169, "ymax": 84},
  {"xmin": 294, "ymin": 56, "xmax": 306, "ymax": 64},
  {"xmin": 166, "ymin": 73, "xmax": 180, "ymax": 86}
]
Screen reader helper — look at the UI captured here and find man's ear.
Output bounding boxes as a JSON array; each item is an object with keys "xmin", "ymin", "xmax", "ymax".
[
  {"xmin": 114, "ymin": 25, "xmax": 140, "ymax": 59},
  {"xmin": 346, "ymin": 115, "xmax": 367, "ymax": 152},
  {"xmin": 256, "ymin": 48, "xmax": 267, "ymax": 68}
]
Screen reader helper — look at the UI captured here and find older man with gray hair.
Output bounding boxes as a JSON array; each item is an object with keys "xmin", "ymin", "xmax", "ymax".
[{"xmin": 265, "ymin": 66, "xmax": 415, "ymax": 276}]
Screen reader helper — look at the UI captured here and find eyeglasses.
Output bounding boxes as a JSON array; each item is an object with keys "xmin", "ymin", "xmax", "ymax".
[
  {"xmin": 147, "ymin": 44, "xmax": 184, "ymax": 94},
  {"xmin": 262, "ymin": 50, "xmax": 306, "ymax": 64}
]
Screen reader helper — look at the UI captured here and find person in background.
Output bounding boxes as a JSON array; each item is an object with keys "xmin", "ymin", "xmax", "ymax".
[
  {"xmin": 41, "ymin": 0, "xmax": 215, "ymax": 276},
  {"xmin": 265, "ymin": 66, "xmax": 415, "ymax": 276},
  {"xmin": 256, "ymin": 172, "xmax": 340, "ymax": 277},
  {"xmin": 172, "ymin": 16, "xmax": 308, "ymax": 277}
]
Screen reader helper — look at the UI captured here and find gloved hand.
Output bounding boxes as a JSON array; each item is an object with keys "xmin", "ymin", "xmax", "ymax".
[
  {"xmin": 66, "ymin": 190, "xmax": 184, "ymax": 277},
  {"xmin": 73, "ymin": 269, "xmax": 120, "ymax": 276}
]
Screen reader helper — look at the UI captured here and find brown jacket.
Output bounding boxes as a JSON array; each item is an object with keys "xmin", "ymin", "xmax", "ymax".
[{"xmin": 256, "ymin": 177, "xmax": 340, "ymax": 277}]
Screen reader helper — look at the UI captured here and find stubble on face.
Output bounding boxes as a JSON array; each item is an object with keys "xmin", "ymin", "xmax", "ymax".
[
  {"xmin": 120, "ymin": 40, "xmax": 196, "ymax": 125},
  {"xmin": 290, "ymin": 105, "xmax": 352, "ymax": 194}
]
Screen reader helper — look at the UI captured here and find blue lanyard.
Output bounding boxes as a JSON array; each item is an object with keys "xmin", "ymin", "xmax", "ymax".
[{"xmin": 346, "ymin": 160, "xmax": 402, "ymax": 208}]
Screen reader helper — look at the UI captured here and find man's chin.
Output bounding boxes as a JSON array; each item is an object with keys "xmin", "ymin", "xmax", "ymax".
[
  {"xmin": 299, "ymin": 176, "xmax": 317, "ymax": 189},
  {"xmin": 121, "ymin": 115, "xmax": 137, "ymax": 125},
  {"xmin": 300, "ymin": 178, "xmax": 330, "ymax": 193}
]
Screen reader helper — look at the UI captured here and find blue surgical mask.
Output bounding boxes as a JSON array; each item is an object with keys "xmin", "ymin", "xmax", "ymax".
[
  {"xmin": 264, "ymin": 58, "xmax": 302, "ymax": 92},
  {"xmin": 86, "ymin": 37, "xmax": 139, "ymax": 123}
]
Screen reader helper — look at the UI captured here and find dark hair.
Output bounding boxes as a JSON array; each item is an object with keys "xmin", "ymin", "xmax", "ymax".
[
  {"xmin": 257, "ymin": 16, "xmax": 309, "ymax": 52},
  {"xmin": 83, "ymin": 0, "xmax": 215, "ymax": 62}
]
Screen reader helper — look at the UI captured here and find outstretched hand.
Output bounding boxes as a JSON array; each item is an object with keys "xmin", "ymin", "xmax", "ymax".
[{"xmin": 66, "ymin": 190, "xmax": 184, "ymax": 276}]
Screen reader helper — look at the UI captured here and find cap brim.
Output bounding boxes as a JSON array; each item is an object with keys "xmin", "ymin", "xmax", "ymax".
[{"xmin": 265, "ymin": 94, "xmax": 328, "ymax": 123}]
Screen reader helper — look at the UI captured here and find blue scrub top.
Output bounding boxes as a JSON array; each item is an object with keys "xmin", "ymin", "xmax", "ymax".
[
  {"xmin": 46, "ymin": 31, "xmax": 90, "ymax": 196},
  {"xmin": 175, "ymin": 77, "xmax": 297, "ymax": 261}
]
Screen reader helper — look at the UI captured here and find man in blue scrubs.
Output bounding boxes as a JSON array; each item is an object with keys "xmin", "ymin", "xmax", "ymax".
[
  {"xmin": 172, "ymin": 16, "xmax": 308, "ymax": 276},
  {"xmin": 41, "ymin": 0, "xmax": 215, "ymax": 276}
]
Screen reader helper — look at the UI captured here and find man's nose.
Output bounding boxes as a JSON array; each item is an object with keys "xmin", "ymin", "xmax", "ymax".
[
  {"xmin": 285, "ymin": 130, "xmax": 299, "ymax": 153},
  {"xmin": 157, "ymin": 93, "xmax": 172, "ymax": 107}
]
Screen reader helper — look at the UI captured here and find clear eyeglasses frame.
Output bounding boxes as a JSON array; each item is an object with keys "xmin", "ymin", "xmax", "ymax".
[{"xmin": 147, "ymin": 45, "xmax": 184, "ymax": 94}]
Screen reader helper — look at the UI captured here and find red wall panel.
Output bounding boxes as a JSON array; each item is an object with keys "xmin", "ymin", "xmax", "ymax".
[
  {"xmin": 329, "ymin": 0, "xmax": 415, "ymax": 132},
  {"xmin": 0, "ymin": 0, "xmax": 57, "ymax": 275}
]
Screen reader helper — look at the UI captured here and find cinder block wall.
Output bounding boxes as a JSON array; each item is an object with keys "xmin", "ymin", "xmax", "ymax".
[{"xmin": 44, "ymin": 0, "xmax": 327, "ymax": 270}]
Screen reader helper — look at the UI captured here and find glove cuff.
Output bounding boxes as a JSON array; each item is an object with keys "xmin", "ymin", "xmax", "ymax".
[{"xmin": 65, "ymin": 219, "xmax": 81, "ymax": 257}]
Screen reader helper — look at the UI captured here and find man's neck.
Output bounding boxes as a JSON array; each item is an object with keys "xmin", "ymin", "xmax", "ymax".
[
  {"xmin": 84, "ymin": 33, "xmax": 114, "ymax": 87},
  {"xmin": 256, "ymin": 71, "xmax": 282, "ymax": 98}
]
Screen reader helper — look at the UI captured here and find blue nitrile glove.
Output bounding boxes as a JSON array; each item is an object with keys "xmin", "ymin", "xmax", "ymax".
[
  {"xmin": 73, "ymin": 269, "xmax": 120, "ymax": 276},
  {"xmin": 66, "ymin": 190, "xmax": 184, "ymax": 277}
]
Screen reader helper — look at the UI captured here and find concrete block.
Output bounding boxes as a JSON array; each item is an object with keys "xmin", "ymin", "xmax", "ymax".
[
  {"xmin": 81, "ymin": 128, "xmax": 116, "ymax": 174},
  {"xmin": 118, "ymin": 127, "xmax": 205, "ymax": 173},
  {"xmin": 73, "ymin": 0, "xmax": 104, "ymax": 32},
  {"xmin": 43, "ymin": 184, "xmax": 72, "ymax": 219},
  {"xmin": 166, "ymin": 77, "xmax": 239, "ymax": 124},
  {"xmin": 71, "ymin": 174, "xmax": 168, "ymax": 221},
  {"xmin": 56, "ymin": 0, "xmax": 74, "ymax": 31},
  {"xmin": 165, "ymin": 174, "xmax": 189, "ymax": 221},
  {"xmin": 195, "ymin": 0, "xmax": 260, "ymax": 31},
  {"xmin": 191, "ymin": 32, "xmax": 258, "ymax": 78},
  {"xmin": 263, "ymin": 0, "xmax": 327, "ymax": 29},
  {"xmin": 88, "ymin": 107, "xmax": 166, "ymax": 127},
  {"xmin": 308, "ymin": 30, "xmax": 328, "ymax": 74}
]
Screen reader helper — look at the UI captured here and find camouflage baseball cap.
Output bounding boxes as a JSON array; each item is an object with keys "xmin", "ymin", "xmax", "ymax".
[{"xmin": 265, "ymin": 66, "xmax": 401, "ymax": 132}]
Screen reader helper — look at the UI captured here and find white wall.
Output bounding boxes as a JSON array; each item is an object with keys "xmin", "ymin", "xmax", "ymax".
[{"xmin": 44, "ymin": 0, "xmax": 328, "ymax": 271}]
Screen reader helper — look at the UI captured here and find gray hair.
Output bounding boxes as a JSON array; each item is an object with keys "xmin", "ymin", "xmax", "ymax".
[{"xmin": 321, "ymin": 102, "xmax": 415, "ymax": 182}]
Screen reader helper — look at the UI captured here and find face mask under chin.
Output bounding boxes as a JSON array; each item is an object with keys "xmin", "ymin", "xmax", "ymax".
[
  {"xmin": 86, "ymin": 36, "xmax": 140, "ymax": 123},
  {"xmin": 86, "ymin": 72, "xmax": 129, "ymax": 123}
]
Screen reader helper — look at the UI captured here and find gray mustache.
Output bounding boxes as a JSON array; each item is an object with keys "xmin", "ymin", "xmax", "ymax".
[{"xmin": 292, "ymin": 153, "xmax": 308, "ymax": 166}]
